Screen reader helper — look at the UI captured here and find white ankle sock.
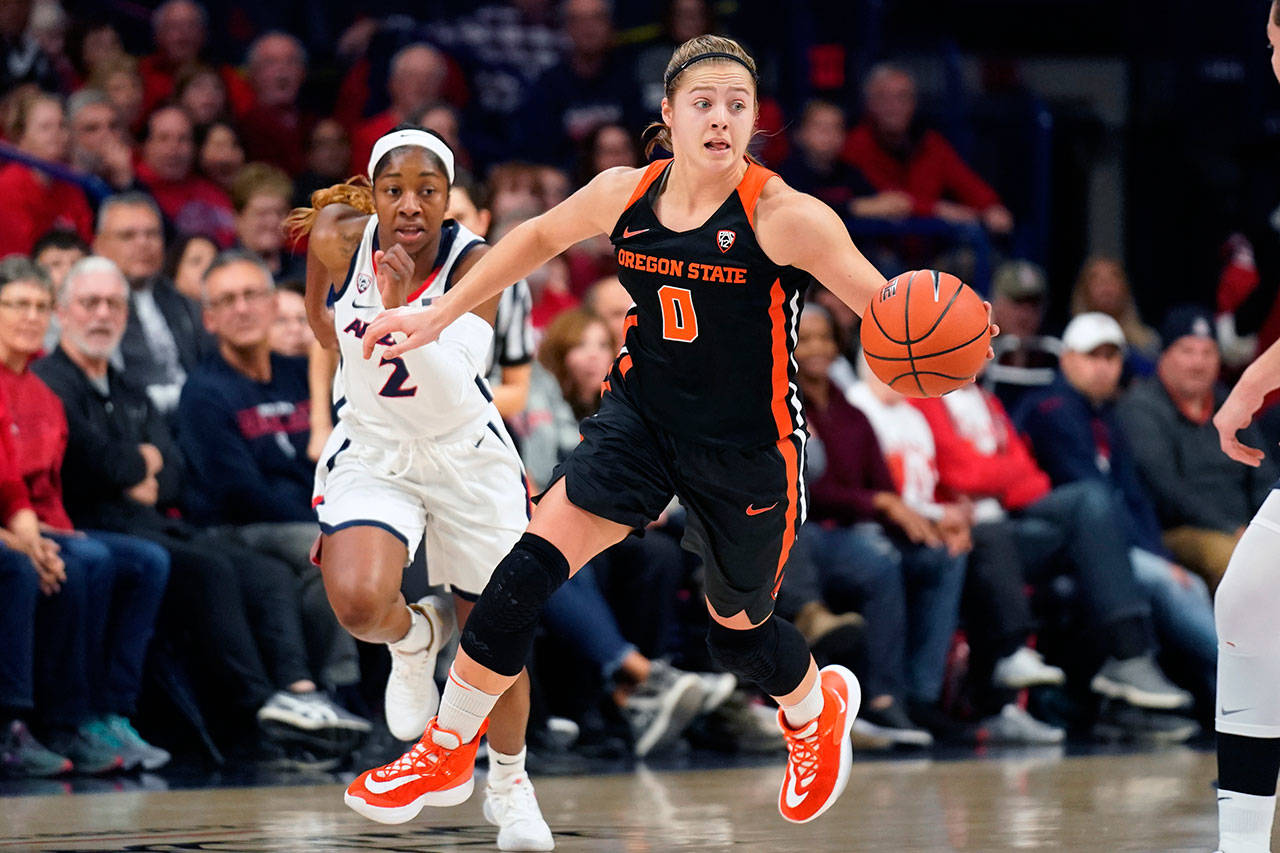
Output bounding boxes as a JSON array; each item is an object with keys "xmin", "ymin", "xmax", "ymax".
[
  {"xmin": 388, "ymin": 606, "xmax": 430, "ymax": 654},
  {"xmin": 1219, "ymin": 789, "xmax": 1276, "ymax": 853},
  {"xmin": 487, "ymin": 744, "xmax": 527, "ymax": 791},
  {"xmin": 781, "ymin": 677, "xmax": 825, "ymax": 729},
  {"xmin": 437, "ymin": 665, "xmax": 500, "ymax": 743}
]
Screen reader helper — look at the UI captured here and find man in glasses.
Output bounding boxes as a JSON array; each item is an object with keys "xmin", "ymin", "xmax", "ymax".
[
  {"xmin": 35, "ymin": 255, "xmax": 369, "ymax": 762},
  {"xmin": 91, "ymin": 192, "xmax": 210, "ymax": 422}
]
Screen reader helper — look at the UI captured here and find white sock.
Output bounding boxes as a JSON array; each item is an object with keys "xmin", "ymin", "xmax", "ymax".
[
  {"xmin": 387, "ymin": 606, "xmax": 430, "ymax": 654},
  {"xmin": 436, "ymin": 664, "xmax": 501, "ymax": 743},
  {"xmin": 487, "ymin": 744, "xmax": 527, "ymax": 791},
  {"xmin": 1219, "ymin": 789, "xmax": 1276, "ymax": 853},
  {"xmin": 781, "ymin": 676, "xmax": 825, "ymax": 729}
]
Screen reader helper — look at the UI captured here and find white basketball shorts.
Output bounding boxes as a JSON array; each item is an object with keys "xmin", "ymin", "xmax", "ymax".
[{"xmin": 313, "ymin": 413, "xmax": 530, "ymax": 596}]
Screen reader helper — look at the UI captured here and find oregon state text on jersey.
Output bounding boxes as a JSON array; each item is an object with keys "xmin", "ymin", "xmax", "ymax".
[
  {"xmin": 328, "ymin": 216, "xmax": 496, "ymax": 442},
  {"xmin": 608, "ymin": 159, "xmax": 811, "ymax": 448}
]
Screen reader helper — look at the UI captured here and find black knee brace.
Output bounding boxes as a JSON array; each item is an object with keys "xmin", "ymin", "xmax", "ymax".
[
  {"xmin": 706, "ymin": 617, "xmax": 811, "ymax": 697},
  {"xmin": 460, "ymin": 533, "xmax": 570, "ymax": 677}
]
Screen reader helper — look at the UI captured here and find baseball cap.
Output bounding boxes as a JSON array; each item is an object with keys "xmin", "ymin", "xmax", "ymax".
[
  {"xmin": 1062, "ymin": 312, "xmax": 1126, "ymax": 353},
  {"xmin": 1159, "ymin": 305, "xmax": 1215, "ymax": 351},
  {"xmin": 992, "ymin": 260, "xmax": 1047, "ymax": 302}
]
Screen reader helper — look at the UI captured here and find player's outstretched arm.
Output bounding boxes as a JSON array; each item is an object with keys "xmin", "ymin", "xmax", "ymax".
[
  {"xmin": 758, "ymin": 185, "xmax": 998, "ymax": 359},
  {"xmin": 755, "ymin": 187, "xmax": 884, "ymax": 318},
  {"xmin": 363, "ymin": 166, "xmax": 642, "ymax": 360},
  {"xmin": 1214, "ymin": 337, "xmax": 1280, "ymax": 466}
]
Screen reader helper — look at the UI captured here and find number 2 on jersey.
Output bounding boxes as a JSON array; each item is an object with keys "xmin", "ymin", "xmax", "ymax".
[
  {"xmin": 378, "ymin": 355, "xmax": 418, "ymax": 398},
  {"xmin": 658, "ymin": 285, "xmax": 699, "ymax": 343}
]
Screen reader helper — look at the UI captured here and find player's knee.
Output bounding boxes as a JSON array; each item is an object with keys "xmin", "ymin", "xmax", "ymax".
[
  {"xmin": 460, "ymin": 533, "xmax": 570, "ymax": 678},
  {"xmin": 706, "ymin": 617, "xmax": 809, "ymax": 697},
  {"xmin": 1215, "ymin": 520, "xmax": 1280, "ymax": 654},
  {"xmin": 329, "ymin": 579, "xmax": 391, "ymax": 636}
]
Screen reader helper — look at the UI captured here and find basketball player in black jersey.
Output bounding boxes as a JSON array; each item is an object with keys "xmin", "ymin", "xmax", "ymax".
[
  {"xmin": 345, "ymin": 35, "xmax": 996, "ymax": 827},
  {"xmin": 1209, "ymin": 8, "xmax": 1280, "ymax": 851}
]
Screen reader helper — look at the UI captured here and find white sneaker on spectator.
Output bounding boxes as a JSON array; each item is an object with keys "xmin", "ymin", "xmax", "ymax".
[
  {"xmin": 258, "ymin": 690, "xmax": 371, "ymax": 753},
  {"xmin": 544, "ymin": 716, "xmax": 579, "ymax": 750},
  {"xmin": 993, "ymin": 647, "xmax": 1066, "ymax": 690},
  {"xmin": 981, "ymin": 704, "xmax": 1065, "ymax": 745},
  {"xmin": 483, "ymin": 775, "xmax": 555, "ymax": 851},
  {"xmin": 385, "ymin": 595, "xmax": 454, "ymax": 741}
]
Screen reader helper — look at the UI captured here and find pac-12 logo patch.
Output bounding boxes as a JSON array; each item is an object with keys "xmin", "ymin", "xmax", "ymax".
[
  {"xmin": 356, "ymin": 273, "xmax": 373, "ymax": 293},
  {"xmin": 717, "ymin": 229, "xmax": 736, "ymax": 253}
]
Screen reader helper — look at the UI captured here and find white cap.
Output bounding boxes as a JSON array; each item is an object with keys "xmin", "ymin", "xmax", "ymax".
[
  {"xmin": 1061, "ymin": 312, "xmax": 1126, "ymax": 353},
  {"xmin": 367, "ymin": 129, "xmax": 455, "ymax": 184}
]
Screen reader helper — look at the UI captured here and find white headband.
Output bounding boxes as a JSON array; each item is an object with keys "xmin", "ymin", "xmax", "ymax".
[{"xmin": 367, "ymin": 129, "xmax": 455, "ymax": 185}]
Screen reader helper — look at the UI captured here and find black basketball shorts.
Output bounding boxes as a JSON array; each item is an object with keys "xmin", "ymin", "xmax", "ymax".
[{"xmin": 544, "ymin": 384, "xmax": 806, "ymax": 625}]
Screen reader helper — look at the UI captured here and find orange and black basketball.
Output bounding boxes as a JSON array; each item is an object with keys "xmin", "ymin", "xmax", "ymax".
[{"xmin": 859, "ymin": 270, "xmax": 990, "ymax": 397}]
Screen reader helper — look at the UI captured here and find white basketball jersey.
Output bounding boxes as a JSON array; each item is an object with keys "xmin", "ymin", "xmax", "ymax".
[{"xmin": 330, "ymin": 217, "xmax": 496, "ymax": 442}]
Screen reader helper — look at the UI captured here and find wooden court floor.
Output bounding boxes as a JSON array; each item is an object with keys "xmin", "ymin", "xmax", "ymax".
[{"xmin": 0, "ymin": 747, "xmax": 1244, "ymax": 851}]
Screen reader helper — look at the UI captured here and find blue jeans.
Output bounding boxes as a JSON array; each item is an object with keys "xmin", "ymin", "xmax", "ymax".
[
  {"xmin": 0, "ymin": 546, "xmax": 46, "ymax": 713},
  {"xmin": 49, "ymin": 530, "xmax": 170, "ymax": 716},
  {"xmin": 1129, "ymin": 547, "xmax": 1216, "ymax": 692},
  {"xmin": 808, "ymin": 522, "xmax": 967, "ymax": 704},
  {"xmin": 0, "ymin": 542, "xmax": 93, "ymax": 726},
  {"xmin": 1012, "ymin": 481, "xmax": 1154, "ymax": 658},
  {"xmin": 542, "ymin": 564, "xmax": 636, "ymax": 681}
]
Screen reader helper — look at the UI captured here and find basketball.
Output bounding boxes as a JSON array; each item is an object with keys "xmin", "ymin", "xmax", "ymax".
[{"xmin": 859, "ymin": 270, "xmax": 991, "ymax": 398}]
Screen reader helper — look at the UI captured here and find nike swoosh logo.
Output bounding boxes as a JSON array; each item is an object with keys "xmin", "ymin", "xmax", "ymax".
[
  {"xmin": 353, "ymin": 301, "xmax": 381, "ymax": 310},
  {"xmin": 364, "ymin": 773, "xmax": 422, "ymax": 794},
  {"xmin": 746, "ymin": 502, "xmax": 778, "ymax": 516},
  {"xmin": 784, "ymin": 774, "xmax": 811, "ymax": 809},
  {"xmin": 1221, "ymin": 706, "xmax": 1252, "ymax": 716},
  {"xmin": 622, "ymin": 227, "xmax": 649, "ymax": 239}
]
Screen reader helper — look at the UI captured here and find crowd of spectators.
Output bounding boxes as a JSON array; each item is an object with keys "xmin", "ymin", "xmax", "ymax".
[{"xmin": 0, "ymin": 0, "xmax": 1275, "ymax": 779}]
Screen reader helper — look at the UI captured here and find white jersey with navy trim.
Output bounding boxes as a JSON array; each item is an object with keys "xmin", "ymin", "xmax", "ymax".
[{"xmin": 330, "ymin": 216, "xmax": 496, "ymax": 443}]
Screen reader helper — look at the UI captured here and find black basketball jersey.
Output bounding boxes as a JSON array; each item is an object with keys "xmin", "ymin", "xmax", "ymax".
[{"xmin": 606, "ymin": 158, "xmax": 812, "ymax": 448}]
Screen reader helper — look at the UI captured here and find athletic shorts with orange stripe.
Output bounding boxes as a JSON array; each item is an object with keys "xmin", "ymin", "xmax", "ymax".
[{"xmin": 545, "ymin": 375, "xmax": 806, "ymax": 626}]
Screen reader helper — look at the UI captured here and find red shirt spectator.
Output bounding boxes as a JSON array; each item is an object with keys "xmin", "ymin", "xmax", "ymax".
[
  {"xmin": 136, "ymin": 159, "xmax": 237, "ymax": 247},
  {"xmin": 141, "ymin": 57, "xmax": 254, "ymax": 120},
  {"xmin": 911, "ymin": 385, "xmax": 1051, "ymax": 511},
  {"xmin": 842, "ymin": 65, "xmax": 1013, "ymax": 232},
  {"xmin": 136, "ymin": 105, "xmax": 237, "ymax": 246},
  {"xmin": 349, "ymin": 43, "xmax": 450, "ymax": 175},
  {"xmin": 137, "ymin": 0, "xmax": 254, "ymax": 118},
  {"xmin": 0, "ymin": 400, "xmax": 33, "ymax": 523},
  {"xmin": 0, "ymin": 162, "xmax": 93, "ymax": 257},
  {"xmin": 843, "ymin": 124, "xmax": 1003, "ymax": 217},
  {"xmin": 0, "ymin": 92, "xmax": 93, "ymax": 257},
  {"xmin": 0, "ymin": 359, "xmax": 74, "ymax": 531},
  {"xmin": 234, "ymin": 32, "xmax": 313, "ymax": 176}
]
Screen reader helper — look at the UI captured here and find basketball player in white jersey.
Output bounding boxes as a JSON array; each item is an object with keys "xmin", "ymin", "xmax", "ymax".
[
  {"xmin": 1211, "ymin": 9, "xmax": 1280, "ymax": 851},
  {"xmin": 288, "ymin": 126, "xmax": 553, "ymax": 852}
]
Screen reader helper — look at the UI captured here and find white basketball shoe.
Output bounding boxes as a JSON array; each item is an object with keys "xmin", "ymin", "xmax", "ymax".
[
  {"xmin": 385, "ymin": 595, "xmax": 454, "ymax": 741},
  {"xmin": 483, "ymin": 775, "xmax": 555, "ymax": 851}
]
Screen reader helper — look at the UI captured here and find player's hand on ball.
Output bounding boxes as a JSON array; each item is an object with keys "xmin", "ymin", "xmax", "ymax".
[
  {"xmin": 362, "ymin": 303, "xmax": 447, "ymax": 360},
  {"xmin": 983, "ymin": 300, "xmax": 1000, "ymax": 361}
]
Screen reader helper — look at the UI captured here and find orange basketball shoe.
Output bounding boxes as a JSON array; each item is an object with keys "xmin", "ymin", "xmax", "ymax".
[
  {"xmin": 344, "ymin": 718, "xmax": 487, "ymax": 824},
  {"xmin": 776, "ymin": 664, "xmax": 861, "ymax": 824}
]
